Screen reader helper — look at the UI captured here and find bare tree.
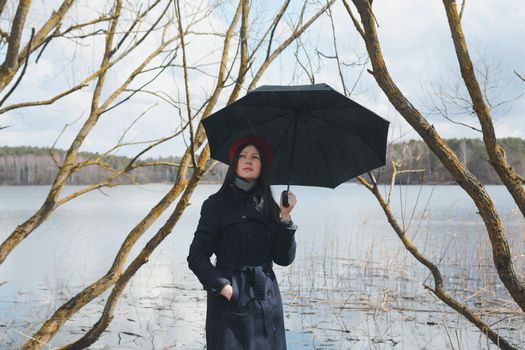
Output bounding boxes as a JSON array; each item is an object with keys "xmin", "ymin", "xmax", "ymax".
[
  {"xmin": 17, "ymin": 0, "xmax": 337, "ymax": 348},
  {"xmin": 340, "ymin": 0, "xmax": 525, "ymax": 347},
  {"xmin": 0, "ymin": 0, "xmax": 194, "ymax": 265},
  {"xmin": 356, "ymin": 167, "xmax": 517, "ymax": 349}
]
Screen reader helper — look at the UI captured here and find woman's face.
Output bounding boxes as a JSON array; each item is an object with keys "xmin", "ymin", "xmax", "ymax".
[{"xmin": 236, "ymin": 144, "xmax": 261, "ymax": 181}]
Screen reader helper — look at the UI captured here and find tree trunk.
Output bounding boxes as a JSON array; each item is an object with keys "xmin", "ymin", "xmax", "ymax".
[{"xmin": 349, "ymin": 0, "xmax": 525, "ymax": 311}]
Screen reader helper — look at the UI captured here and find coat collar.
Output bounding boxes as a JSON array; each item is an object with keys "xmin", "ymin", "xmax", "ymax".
[
  {"xmin": 215, "ymin": 185, "xmax": 270, "ymax": 225},
  {"xmin": 220, "ymin": 182, "xmax": 262, "ymax": 206}
]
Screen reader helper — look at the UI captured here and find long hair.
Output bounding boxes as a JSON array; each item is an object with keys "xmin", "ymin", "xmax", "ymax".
[{"xmin": 218, "ymin": 143, "xmax": 280, "ymax": 223}]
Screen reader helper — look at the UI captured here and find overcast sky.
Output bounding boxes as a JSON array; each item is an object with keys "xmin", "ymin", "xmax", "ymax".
[{"xmin": 1, "ymin": 0, "xmax": 524, "ymax": 158}]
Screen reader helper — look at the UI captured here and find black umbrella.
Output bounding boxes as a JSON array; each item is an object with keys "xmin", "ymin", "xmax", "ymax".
[{"xmin": 202, "ymin": 83, "xmax": 389, "ymax": 205}]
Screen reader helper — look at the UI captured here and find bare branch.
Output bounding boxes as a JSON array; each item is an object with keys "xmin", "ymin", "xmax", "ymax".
[
  {"xmin": 203, "ymin": 159, "xmax": 219, "ymax": 176},
  {"xmin": 132, "ymin": 161, "xmax": 180, "ymax": 168},
  {"xmin": 442, "ymin": 0, "xmax": 525, "ymax": 219},
  {"xmin": 113, "ymin": 0, "xmax": 163, "ymax": 54},
  {"xmin": 97, "ymin": 0, "xmax": 203, "ymax": 116},
  {"xmin": 293, "ymin": 39, "xmax": 316, "ymax": 83},
  {"xmin": 57, "ymin": 160, "xmax": 179, "ymax": 207},
  {"xmin": 243, "ymin": 0, "xmax": 289, "ymax": 73},
  {"xmin": 0, "ymin": 0, "xmax": 123, "ymax": 266},
  {"xmin": 342, "ymin": 0, "xmax": 364, "ymax": 39},
  {"xmin": 226, "ymin": 0, "xmax": 249, "ymax": 104},
  {"xmin": 515, "ymin": 70, "xmax": 525, "ymax": 82},
  {"xmin": 0, "ymin": 0, "xmax": 7, "ymax": 17},
  {"xmin": 459, "ymin": 0, "xmax": 467, "ymax": 19},
  {"xmin": 18, "ymin": 0, "xmax": 76, "ymax": 62},
  {"xmin": 0, "ymin": 28, "xmax": 34, "ymax": 108},
  {"xmin": 124, "ymin": 108, "xmax": 158, "ymax": 146},
  {"xmin": 35, "ymin": 15, "xmax": 113, "ymax": 63},
  {"xmin": 0, "ymin": 28, "xmax": 9, "ymax": 42},
  {"xmin": 0, "ymin": 1, "xmax": 78, "ymax": 92},
  {"xmin": 197, "ymin": 0, "xmax": 242, "ymax": 119},
  {"xmin": 58, "ymin": 146, "xmax": 210, "ymax": 350},
  {"xmin": 266, "ymin": 0, "xmax": 290, "ymax": 60},
  {"xmin": 175, "ymin": 0, "xmax": 197, "ymax": 169},
  {"xmin": 0, "ymin": 0, "xmax": 31, "ymax": 74},
  {"xmin": 441, "ymin": 114, "xmax": 482, "ymax": 132},
  {"xmin": 111, "ymin": 0, "xmax": 174, "ymax": 64},
  {"xmin": 327, "ymin": 4, "xmax": 347, "ymax": 96},
  {"xmin": 0, "ymin": 83, "xmax": 88, "ymax": 115},
  {"xmin": 50, "ymin": 115, "xmax": 83, "ymax": 169},
  {"xmin": 99, "ymin": 50, "xmax": 178, "ymax": 116},
  {"xmin": 357, "ymin": 173, "xmax": 517, "ymax": 350},
  {"xmin": 248, "ymin": 0, "xmax": 336, "ymax": 91},
  {"xmin": 124, "ymin": 89, "xmax": 181, "ymax": 111},
  {"xmin": 350, "ymin": 0, "xmax": 525, "ymax": 317}
]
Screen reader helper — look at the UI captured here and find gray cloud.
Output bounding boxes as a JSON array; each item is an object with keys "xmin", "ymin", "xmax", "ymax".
[{"xmin": 1, "ymin": 1, "xmax": 524, "ymax": 157}]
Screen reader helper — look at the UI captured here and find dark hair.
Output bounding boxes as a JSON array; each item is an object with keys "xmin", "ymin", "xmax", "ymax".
[{"xmin": 218, "ymin": 143, "xmax": 280, "ymax": 222}]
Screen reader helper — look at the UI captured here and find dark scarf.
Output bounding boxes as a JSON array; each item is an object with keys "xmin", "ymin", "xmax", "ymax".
[{"xmin": 230, "ymin": 176, "xmax": 264, "ymax": 212}]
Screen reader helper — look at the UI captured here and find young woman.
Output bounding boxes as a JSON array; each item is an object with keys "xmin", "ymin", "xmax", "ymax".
[{"xmin": 187, "ymin": 135, "xmax": 297, "ymax": 349}]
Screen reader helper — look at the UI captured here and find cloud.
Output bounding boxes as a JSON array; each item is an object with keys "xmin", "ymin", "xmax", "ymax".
[{"xmin": 2, "ymin": 1, "xmax": 524, "ymax": 157}]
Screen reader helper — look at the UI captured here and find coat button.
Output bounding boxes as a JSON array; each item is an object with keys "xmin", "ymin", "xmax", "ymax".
[
  {"xmin": 241, "ymin": 215, "xmax": 246, "ymax": 219},
  {"xmin": 247, "ymin": 232, "xmax": 253, "ymax": 238}
]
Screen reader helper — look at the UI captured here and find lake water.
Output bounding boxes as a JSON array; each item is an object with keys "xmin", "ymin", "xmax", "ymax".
[{"xmin": 1, "ymin": 184, "xmax": 525, "ymax": 349}]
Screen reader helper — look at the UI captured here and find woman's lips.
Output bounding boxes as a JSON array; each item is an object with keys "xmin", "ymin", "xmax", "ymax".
[{"xmin": 243, "ymin": 168, "xmax": 253, "ymax": 171}]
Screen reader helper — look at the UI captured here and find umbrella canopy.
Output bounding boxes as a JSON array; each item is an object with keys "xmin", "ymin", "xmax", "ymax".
[{"xmin": 202, "ymin": 83, "xmax": 390, "ymax": 189}]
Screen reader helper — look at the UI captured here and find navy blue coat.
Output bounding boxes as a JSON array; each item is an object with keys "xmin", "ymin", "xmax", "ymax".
[{"xmin": 187, "ymin": 184, "xmax": 297, "ymax": 349}]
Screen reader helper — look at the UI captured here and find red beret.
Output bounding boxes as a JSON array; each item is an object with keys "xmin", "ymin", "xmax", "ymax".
[{"xmin": 228, "ymin": 135, "xmax": 273, "ymax": 166}]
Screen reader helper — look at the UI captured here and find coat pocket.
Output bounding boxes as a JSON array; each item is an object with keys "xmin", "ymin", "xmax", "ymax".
[
  {"xmin": 228, "ymin": 272, "xmax": 253, "ymax": 312},
  {"xmin": 229, "ymin": 301, "xmax": 252, "ymax": 317},
  {"xmin": 229, "ymin": 273, "xmax": 240, "ymax": 306}
]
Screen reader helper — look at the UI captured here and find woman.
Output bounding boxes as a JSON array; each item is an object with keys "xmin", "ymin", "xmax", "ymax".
[{"xmin": 187, "ymin": 135, "xmax": 297, "ymax": 350}]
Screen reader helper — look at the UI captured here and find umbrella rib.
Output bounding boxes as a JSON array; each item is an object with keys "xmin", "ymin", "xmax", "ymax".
[
  {"xmin": 267, "ymin": 117, "xmax": 295, "ymax": 185},
  {"xmin": 302, "ymin": 112, "xmax": 387, "ymax": 158},
  {"xmin": 311, "ymin": 115, "xmax": 384, "ymax": 181},
  {"xmin": 238, "ymin": 110, "xmax": 294, "ymax": 130},
  {"xmin": 305, "ymin": 113, "xmax": 383, "ymax": 158},
  {"xmin": 308, "ymin": 115, "xmax": 384, "ymax": 159},
  {"xmin": 274, "ymin": 117, "xmax": 296, "ymax": 152},
  {"xmin": 303, "ymin": 112, "xmax": 356, "ymax": 136},
  {"xmin": 294, "ymin": 89, "xmax": 318, "ymax": 112},
  {"xmin": 303, "ymin": 123, "xmax": 336, "ymax": 187},
  {"xmin": 305, "ymin": 113, "xmax": 376, "ymax": 186}
]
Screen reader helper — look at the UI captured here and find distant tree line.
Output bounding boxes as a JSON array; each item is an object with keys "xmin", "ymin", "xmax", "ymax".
[
  {"xmin": 383, "ymin": 137, "xmax": 525, "ymax": 184},
  {"xmin": 0, "ymin": 146, "xmax": 226, "ymax": 185},
  {"xmin": 2, "ymin": 138, "xmax": 524, "ymax": 186}
]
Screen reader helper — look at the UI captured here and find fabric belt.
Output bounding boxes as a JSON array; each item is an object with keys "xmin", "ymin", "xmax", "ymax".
[{"xmin": 216, "ymin": 261, "xmax": 275, "ymax": 336}]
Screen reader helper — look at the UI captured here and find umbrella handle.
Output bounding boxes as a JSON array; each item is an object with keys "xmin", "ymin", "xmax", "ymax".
[{"xmin": 281, "ymin": 190, "xmax": 289, "ymax": 208}]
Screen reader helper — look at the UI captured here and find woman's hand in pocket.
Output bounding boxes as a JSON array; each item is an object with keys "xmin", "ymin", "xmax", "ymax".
[{"xmin": 220, "ymin": 283, "xmax": 233, "ymax": 301}]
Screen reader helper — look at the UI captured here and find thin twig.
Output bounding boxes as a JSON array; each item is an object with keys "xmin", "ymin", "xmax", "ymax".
[
  {"xmin": 175, "ymin": 0, "xmax": 197, "ymax": 169},
  {"xmin": 0, "ymin": 83, "xmax": 88, "ymax": 115},
  {"xmin": 0, "ymin": 28, "xmax": 34, "ymax": 107}
]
